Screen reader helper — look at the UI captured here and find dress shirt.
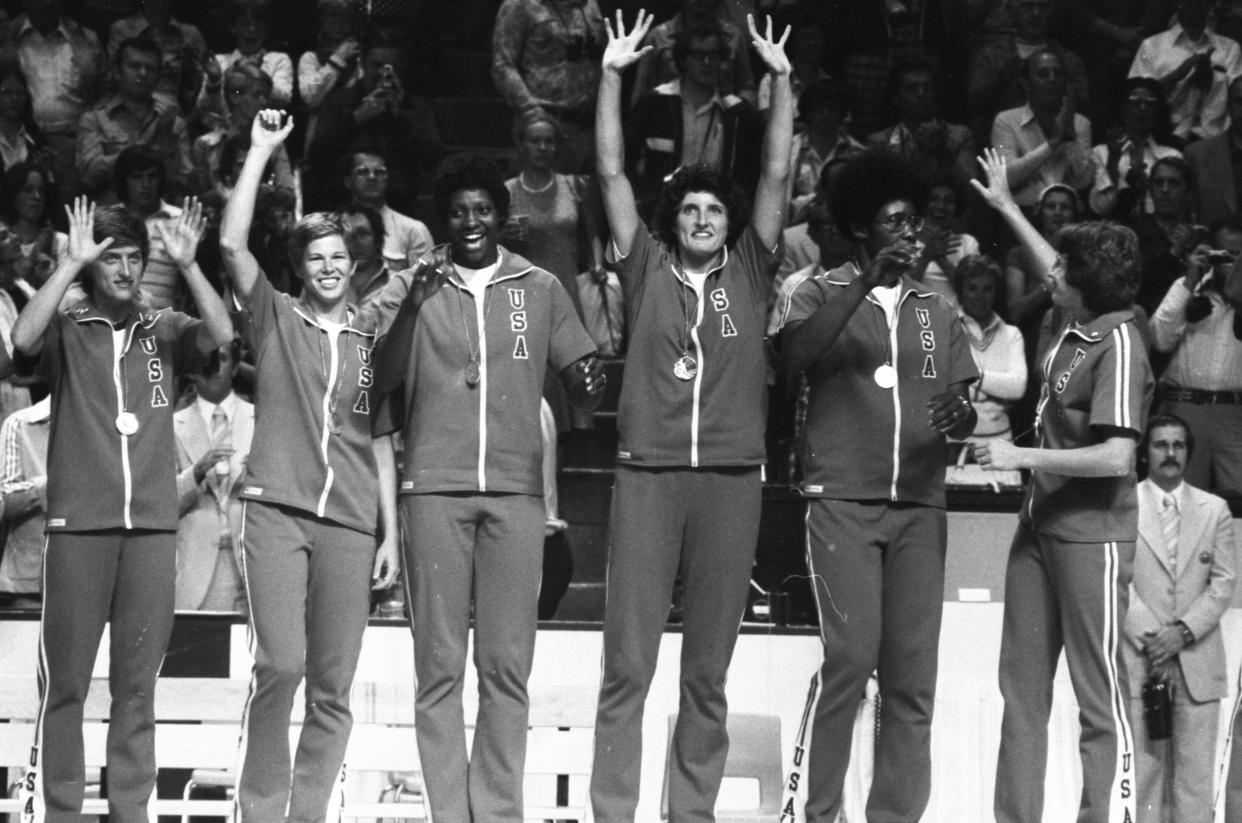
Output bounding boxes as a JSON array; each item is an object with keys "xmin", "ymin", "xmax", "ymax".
[
  {"xmin": 194, "ymin": 392, "xmax": 239, "ymax": 435},
  {"xmin": 14, "ymin": 16, "xmax": 105, "ymax": 134},
  {"xmin": 991, "ymin": 104, "xmax": 1094, "ymax": 207},
  {"xmin": 75, "ymin": 93, "xmax": 191, "ymax": 194},
  {"xmin": 1089, "ymin": 137, "xmax": 1182, "ymax": 217},
  {"xmin": 1129, "ymin": 23, "xmax": 1242, "ymax": 141},
  {"xmin": 1151, "ymin": 277, "xmax": 1242, "ymax": 390},
  {"xmin": 680, "ymin": 90, "xmax": 726, "ymax": 170},
  {"xmin": 380, "ymin": 204, "xmax": 433, "ymax": 271}
]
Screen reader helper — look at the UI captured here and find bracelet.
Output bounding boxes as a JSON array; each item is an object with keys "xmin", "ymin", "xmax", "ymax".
[{"xmin": 328, "ymin": 59, "xmax": 346, "ymax": 72}]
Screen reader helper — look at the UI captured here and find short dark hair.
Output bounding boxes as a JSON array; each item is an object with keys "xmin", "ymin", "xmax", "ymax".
[
  {"xmin": 652, "ymin": 163, "xmax": 749, "ymax": 249},
  {"xmin": 888, "ymin": 58, "xmax": 939, "ymax": 102},
  {"xmin": 1121, "ymin": 76, "xmax": 1173, "ymax": 143},
  {"xmin": 336, "ymin": 203, "xmax": 386, "ymax": 251},
  {"xmin": 286, "ymin": 211, "xmax": 348, "ymax": 269},
  {"xmin": 1151, "ymin": 155, "xmax": 1193, "ymax": 192},
  {"xmin": 113, "ymin": 144, "xmax": 166, "ymax": 201},
  {"xmin": 79, "ymin": 205, "xmax": 149, "ymax": 297},
  {"xmin": 341, "ymin": 146, "xmax": 388, "ymax": 178},
  {"xmin": 672, "ymin": 20, "xmax": 728, "ymax": 72},
  {"xmin": 1209, "ymin": 214, "xmax": 1242, "ymax": 245},
  {"xmin": 1058, "ymin": 221, "xmax": 1140, "ymax": 316},
  {"xmin": 433, "ymin": 152, "xmax": 510, "ymax": 225},
  {"xmin": 829, "ymin": 149, "xmax": 928, "ymax": 237},
  {"xmin": 1022, "ymin": 46, "xmax": 1064, "ymax": 83},
  {"xmin": 1141, "ymin": 413, "xmax": 1195, "ymax": 461},
  {"xmin": 116, "ymin": 35, "xmax": 162, "ymax": 68}
]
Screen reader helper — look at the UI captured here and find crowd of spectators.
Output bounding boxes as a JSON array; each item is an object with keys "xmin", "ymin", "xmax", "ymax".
[{"xmin": 0, "ymin": 0, "xmax": 1230, "ymax": 592}]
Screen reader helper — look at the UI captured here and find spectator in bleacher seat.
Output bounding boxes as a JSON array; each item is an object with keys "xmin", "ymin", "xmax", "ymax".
[
  {"xmin": 589, "ymin": 13, "xmax": 792, "ymax": 822},
  {"xmin": 1129, "ymin": 0, "xmax": 1242, "ymax": 146},
  {"xmin": 757, "ymin": 10, "xmax": 829, "ymax": 113},
  {"xmin": 1126, "ymin": 413, "xmax": 1236, "ymax": 823},
  {"xmin": 342, "ymin": 147, "xmax": 433, "ymax": 272},
  {"xmin": 967, "ymin": 0, "xmax": 1090, "ymax": 145},
  {"xmin": 306, "ymin": 31, "xmax": 443, "ymax": 215},
  {"xmin": 173, "ymin": 338, "xmax": 252, "ymax": 613},
  {"xmin": 778, "ymin": 149, "xmax": 978, "ymax": 823},
  {"xmin": 492, "ymin": 0, "xmax": 607, "ymax": 175},
  {"xmin": 503, "ymin": 108, "xmax": 606, "ymax": 315},
  {"xmin": 106, "ymin": 0, "xmax": 207, "ymax": 113},
  {"xmin": 116, "ymin": 145, "xmax": 188, "ymax": 311},
  {"xmin": 913, "ymin": 178, "xmax": 980, "ymax": 309},
  {"xmin": 220, "ymin": 110, "xmax": 398, "ymax": 823},
  {"xmin": 1151, "ymin": 217, "xmax": 1242, "ymax": 492},
  {"xmin": 249, "ymin": 183, "xmax": 298, "ymax": 296},
  {"xmin": 868, "ymin": 60, "xmax": 976, "ymax": 196},
  {"xmin": 973, "ymin": 147, "xmax": 1152, "ymax": 823},
  {"xmin": 191, "ymin": 64, "xmax": 294, "ymax": 197},
  {"xmin": 204, "ymin": 0, "xmax": 292, "ymax": 110},
  {"xmin": 628, "ymin": 0, "xmax": 756, "ymax": 109},
  {"xmin": 76, "ymin": 35, "xmax": 192, "ymax": 201},
  {"xmin": 337, "ymin": 203, "xmax": 390, "ymax": 327},
  {"xmin": 1090, "ymin": 77, "xmax": 1182, "ymax": 221},
  {"xmin": 11, "ymin": 195, "xmax": 230, "ymax": 823},
  {"xmin": 297, "ymin": 0, "xmax": 360, "ymax": 154},
  {"xmin": 785, "ymin": 77, "xmax": 864, "ymax": 227},
  {"xmin": 0, "ymin": 160, "xmax": 66, "ymax": 303},
  {"xmin": 369, "ymin": 151, "xmax": 603, "ymax": 823},
  {"xmin": 625, "ymin": 18, "xmax": 764, "ymax": 222},
  {"xmin": 1126, "ymin": 156, "xmax": 1202, "ymax": 318},
  {"xmin": 1005, "ymin": 182, "xmax": 1078, "ymax": 330},
  {"xmin": 953, "ymin": 254, "xmax": 1026, "ymax": 445},
  {"xmin": 0, "ymin": 61, "xmax": 53, "ymax": 176},
  {"xmin": 991, "ymin": 47, "xmax": 1094, "ymax": 211},
  {"xmin": 2, "ymin": 0, "xmax": 107, "ymax": 201},
  {"xmin": 1184, "ymin": 76, "xmax": 1242, "ymax": 227},
  {"xmin": 0, "ymin": 394, "xmax": 48, "ymax": 608}
]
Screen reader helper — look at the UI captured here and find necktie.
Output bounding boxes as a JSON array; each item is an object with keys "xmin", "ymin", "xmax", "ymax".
[
  {"xmin": 210, "ymin": 405, "xmax": 227, "ymax": 442},
  {"xmin": 1160, "ymin": 493, "xmax": 1180, "ymax": 570},
  {"xmin": 209, "ymin": 406, "xmax": 231, "ymax": 519}
]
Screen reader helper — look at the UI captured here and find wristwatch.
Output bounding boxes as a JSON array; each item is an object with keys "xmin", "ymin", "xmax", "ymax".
[{"xmin": 1176, "ymin": 620, "xmax": 1195, "ymax": 646}]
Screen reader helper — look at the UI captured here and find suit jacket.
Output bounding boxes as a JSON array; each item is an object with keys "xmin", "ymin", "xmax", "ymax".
[
  {"xmin": 1123, "ymin": 478, "xmax": 1237, "ymax": 701},
  {"xmin": 1185, "ymin": 133, "xmax": 1236, "ymax": 226},
  {"xmin": 173, "ymin": 398, "xmax": 254, "ymax": 610}
]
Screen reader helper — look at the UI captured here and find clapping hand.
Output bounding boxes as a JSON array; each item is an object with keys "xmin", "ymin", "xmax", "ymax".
[
  {"xmin": 250, "ymin": 109, "xmax": 293, "ymax": 149},
  {"xmin": 154, "ymin": 197, "xmax": 208, "ymax": 270},
  {"xmin": 602, "ymin": 9, "xmax": 653, "ymax": 73},
  {"xmin": 971, "ymin": 148, "xmax": 1018, "ymax": 215},
  {"xmin": 63, "ymin": 196, "xmax": 113, "ymax": 268},
  {"xmin": 747, "ymin": 14, "xmax": 791, "ymax": 77}
]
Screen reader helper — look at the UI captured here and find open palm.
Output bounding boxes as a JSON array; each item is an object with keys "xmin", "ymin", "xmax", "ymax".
[
  {"xmin": 156, "ymin": 197, "xmax": 208, "ymax": 269},
  {"xmin": 602, "ymin": 9, "xmax": 653, "ymax": 73},
  {"xmin": 64, "ymin": 197, "xmax": 113, "ymax": 267},
  {"xmin": 970, "ymin": 148, "xmax": 1017, "ymax": 214},
  {"xmin": 747, "ymin": 14, "xmax": 791, "ymax": 76}
]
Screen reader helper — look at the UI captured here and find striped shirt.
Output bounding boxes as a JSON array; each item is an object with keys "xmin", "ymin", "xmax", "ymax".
[{"xmin": 1024, "ymin": 310, "xmax": 1154, "ymax": 542}]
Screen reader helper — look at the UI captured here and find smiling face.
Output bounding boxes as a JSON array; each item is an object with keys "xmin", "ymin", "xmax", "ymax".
[
  {"xmin": 926, "ymin": 184, "xmax": 957, "ymax": 225},
  {"xmin": 298, "ymin": 234, "xmax": 353, "ymax": 310},
  {"xmin": 959, "ymin": 273, "xmax": 997, "ymax": 324},
  {"xmin": 675, "ymin": 190, "xmax": 729, "ymax": 267},
  {"xmin": 87, "ymin": 244, "xmax": 145, "ymax": 308},
  {"xmin": 1046, "ymin": 253, "xmax": 1083, "ymax": 314},
  {"xmin": 1146, "ymin": 423, "xmax": 1189, "ymax": 488},
  {"xmin": 447, "ymin": 188, "xmax": 501, "ymax": 268}
]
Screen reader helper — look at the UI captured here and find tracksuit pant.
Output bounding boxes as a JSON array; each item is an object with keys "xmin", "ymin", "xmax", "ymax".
[
  {"xmin": 401, "ymin": 492, "xmax": 545, "ymax": 823},
  {"xmin": 234, "ymin": 501, "xmax": 375, "ymax": 823},
  {"xmin": 799, "ymin": 499, "xmax": 946, "ymax": 823},
  {"xmin": 590, "ymin": 466, "xmax": 762, "ymax": 823},
  {"xmin": 29, "ymin": 529, "xmax": 176, "ymax": 823},
  {"xmin": 994, "ymin": 523, "xmax": 1136, "ymax": 823}
]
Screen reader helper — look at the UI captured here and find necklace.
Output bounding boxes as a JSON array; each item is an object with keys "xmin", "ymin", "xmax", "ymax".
[
  {"xmin": 673, "ymin": 263, "xmax": 702, "ymax": 381},
  {"xmin": 455, "ymin": 277, "xmax": 495, "ymax": 387},
  {"xmin": 519, "ymin": 170, "xmax": 555, "ymax": 194},
  {"xmin": 113, "ymin": 324, "xmax": 139, "ymax": 435},
  {"xmin": 315, "ymin": 321, "xmax": 347, "ymax": 435},
  {"xmin": 859, "ymin": 260, "xmax": 898, "ymax": 389}
]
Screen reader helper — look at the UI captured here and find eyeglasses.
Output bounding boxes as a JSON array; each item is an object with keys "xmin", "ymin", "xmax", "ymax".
[
  {"xmin": 1126, "ymin": 94, "xmax": 1158, "ymax": 108},
  {"xmin": 874, "ymin": 213, "xmax": 924, "ymax": 233},
  {"xmin": 687, "ymin": 48, "xmax": 724, "ymax": 63},
  {"xmin": 353, "ymin": 167, "xmax": 388, "ymax": 178}
]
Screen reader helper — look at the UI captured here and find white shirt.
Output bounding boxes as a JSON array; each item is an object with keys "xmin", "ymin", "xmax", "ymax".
[
  {"xmin": 1130, "ymin": 23, "xmax": 1242, "ymax": 141},
  {"xmin": 1089, "ymin": 137, "xmax": 1182, "ymax": 216},
  {"xmin": 380, "ymin": 205, "xmax": 434, "ymax": 271},
  {"xmin": 193, "ymin": 391, "xmax": 239, "ymax": 433},
  {"xmin": 1151, "ymin": 276, "xmax": 1242, "ymax": 390}
]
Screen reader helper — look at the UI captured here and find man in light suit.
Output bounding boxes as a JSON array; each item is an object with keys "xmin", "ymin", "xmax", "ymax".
[
  {"xmin": 1125, "ymin": 413, "xmax": 1237, "ymax": 823},
  {"xmin": 1185, "ymin": 76, "xmax": 1242, "ymax": 226},
  {"xmin": 173, "ymin": 338, "xmax": 253, "ymax": 611}
]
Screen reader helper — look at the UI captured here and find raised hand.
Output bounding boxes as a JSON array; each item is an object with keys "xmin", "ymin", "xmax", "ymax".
[
  {"xmin": 155, "ymin": 197, "xmax": 208, "ymax": 270},
  {"xmin": 970, "ymin": 148, "xmax": 1018, "ymax": 215},
  {"xmin": 602, "ymin": 9, "xmax": 653, "ymax": 73},
  {"xmin": 747, "ymin": 14, "xmax": 791, "ymax": 76},
  {"xmin": 63, "ymin": 196, "xmax": 113, "ymax": 268},
  {"xmin": 250, "ymin": 109, "xmax": 293, "ymax": 150}
]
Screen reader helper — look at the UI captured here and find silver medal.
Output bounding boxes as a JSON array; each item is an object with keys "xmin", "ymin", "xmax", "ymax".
[
  {"xmin": 673, "ymin": 354, "xmax": 698, "ymax": 381},
  {"xmin": 873, "ymin": 364, "xmax": 897, "ymax": 389},
  {"xmin": 115, "ymin": 412, "xmax": 139, "ymax": 436}
]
